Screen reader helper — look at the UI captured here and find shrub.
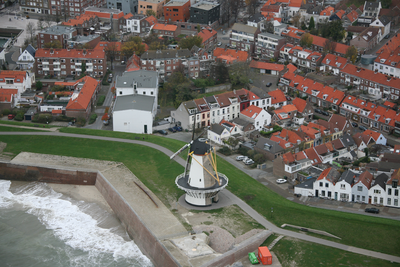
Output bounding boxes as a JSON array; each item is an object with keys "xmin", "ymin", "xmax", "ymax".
[
  {"xmin": 218, "ymin": 146, "xmax": 232, "ymax": 156},
  {"xmin": 55, "ymin": 115, "xmax": 74, "ymax": 122},
  {"xmin": 32, "ymin": 114, "xmax": 53, "ymax": 123},
  {"xmin": 254, "ymin": 153, "xmax": 266, "ymax": 164},
  {"xmin": 89, "ymin": 114, "xmax": 97, "ymax": 124},
  {"xmin": 97, "ymin": 95, "xmax": 105, "ymax": 106},
  {"xmin": 36, "ymin": 81, "xmax": 43, "ymax": 90},
  {"xmin": 76, "ymin": 117, "xmax": 86, "ymax": 127},
  {"xmin": 247, "ymin": 150, "xmax": 255, "ymax": 158},
  {"xmin": 14, "ymin": 113, "xmax": 24, "ymax": 121},
  {"xmin": 2, "ymin": 109, "xmax": 11, "ymax": 115}
]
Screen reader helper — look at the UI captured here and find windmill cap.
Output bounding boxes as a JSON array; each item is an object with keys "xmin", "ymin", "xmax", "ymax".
[{"xmin": 190, "ymin": 138, "xmax": 211, "ymax": 155}]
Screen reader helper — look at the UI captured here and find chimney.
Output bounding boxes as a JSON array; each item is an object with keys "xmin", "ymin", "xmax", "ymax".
[{"xmin": 83, "ymin": 49, "xmax": 87, "ymax": 55}]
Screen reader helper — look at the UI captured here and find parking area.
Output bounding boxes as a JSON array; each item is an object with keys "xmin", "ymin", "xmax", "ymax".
[
  {"xmin": 0, "ymin": 14, "xmax": 43, "ymax": 47},
  {"xmin": 251, "ymin": 72, "xmax": 280, "ymax": 92}
]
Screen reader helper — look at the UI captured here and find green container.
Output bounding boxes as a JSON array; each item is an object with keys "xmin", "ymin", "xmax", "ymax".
[{"xmin": 248, "ymin": 252, "xmax": 259, "ymax": 264}]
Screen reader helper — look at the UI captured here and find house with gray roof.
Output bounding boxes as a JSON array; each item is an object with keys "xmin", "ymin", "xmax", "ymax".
[
  {"xmin": 352, "ymin": 170, "xmax": 373, "ymax": 203},
  {"xmin": 294, "ymin": 177, "xmax": 316, "ymax": 197},
  {"xmin": 247, "ymin": 13, "xmax": 267, "ymax": 31},
  {"xmin": 112, "ymin": 94, "xmax": 155, "ymax": 134},
  {"xmin": 335, "ymin": 170, "xmax": 358, "ymax": 201},
  {"xmin": 254, "ymin": 136, "xmax": 284, "ymax": 161},
  {"xmin": 370, "ymin": 15, "xmax": 391, "ymax": 41},
  {"xmin": 230, "ymin": 23, "xmax": 260, "ymax": 54},
  {"xmin": 369, "ymin": 173, "xmax": 389, "ymax": 206},
  {"xmin": 37, "ymin": 25, "xmax": 77, "ymax": 49},
  {"xmin": 232, "ymin": 117, "xmax": 256, "ymax": 135},
  {"xmin": 17, "ymin": 45, "xmax": 36, "ymax": 70},
  {"xmin": 171, "ymin": 100, "xmax": 197, "ymax": 130},
  {"xmin": 207, "ymin": 123, "xmax": 230, "ymax": 145}
]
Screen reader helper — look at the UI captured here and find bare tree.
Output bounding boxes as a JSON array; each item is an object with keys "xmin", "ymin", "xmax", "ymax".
[
  {"xmin": 26, "ymin": 22, "xmax": 36, "ymax": 45},
  {"xmin": 245, "ymin": 0, "xmax": 258, "ymax": 16},
  {"xmin": 292, "ymin": 13, "xmax": 301, "ymax": 29},
  {"xmin": 105, "ymin": 42, "xmax": 119, "ymax": 70},
  {"xmin": 37, "ymin": 18, "xmax": 44, "ymax": 31},
  {"xmin": 44, "ymin": 16, "xmax": 53, "ymax": 28},
  {"xmin": 264, "ymin": 19, "xmax": 274, "ymax": 33}
]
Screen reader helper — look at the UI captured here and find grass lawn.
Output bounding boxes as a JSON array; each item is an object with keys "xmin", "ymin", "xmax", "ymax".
[
  {"xmin": 1, "ymin": 132, "xmax": 400, "ymax": 258},
  {"xmin": 0, "ymin": 126, "xmax": 45, "ymax": 132},
  {"xmin": 273, "ymin": 237, "xmax": 400, "ymax": 267},
  {"xmin": 345, "ymin": 0, "xmax": 365, "ymax": 7}
]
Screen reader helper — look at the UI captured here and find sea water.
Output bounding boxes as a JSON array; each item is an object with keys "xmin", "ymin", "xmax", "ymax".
[{"xmin": 0, "ymin": 180, "xmax": 153, "ymax": 267}]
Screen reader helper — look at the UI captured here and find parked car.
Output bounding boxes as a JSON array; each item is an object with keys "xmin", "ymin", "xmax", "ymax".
[
  {"xmin": 8, "ymin": 114, "xmax": 15, "ymax": 120},
  {"xmin": 168, "ymin": 127, "xmax": 176, "ymax": 133},
  {"xmin": 173, "ymin": 126, "xmax": 182, "ymax": 131},
  {"xmin": 249, "ymin": 79, "xmax": 253, "ymax": 84},
  {"xmin": 351, "ymin": 122, "xmax": 358, "ymax": 127},
  {"xmin": 109, "ymin": 73, "xmax": 113, "ymax": 77},
  {"xmin": 244, "ymin": 158, "xmax": 254, "ymax": 165},
  {"xmin": 217, "ymin": 42, "xmax": 222, "ymax": 46},
  {"xmin": 314, "ymin": 108, "xmax": 322, "ymax": 114},
  {"xmin": 107, "ymin": 77, "xmax": 112, "ymax": 83},
  {"xmin": 236, "ymin": 155, "xmax": 246, "ymax": 161},
  {"xmin": 266, "ymin": 82, "xmax": 272, "ymax": 87},
  {"xmin": 365, "ymin": 207, "xmax": 379, "ymax": 214},
  {"xmin": 286, "ymin": 96, "xmax": 291, "ymax": 101},
  {"xmin": 158, "ymin": 130, "xmax": 168, "ymax": 135},
  {"xmin": 359, "ymin": 125, "xmax": 368, "ymax": 131},
  {"xmin": 276, "ymin": 178, "xmax": 287, "ymax": 184},
  {"xmin": 321, "ymin": 110, "xmax": 330, "ymax": 116}
]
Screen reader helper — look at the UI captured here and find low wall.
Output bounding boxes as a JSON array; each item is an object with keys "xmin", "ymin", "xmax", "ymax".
[
  {"xmin": 0, "ymin": 162, "xmax": 97, "ymax": 185},
  {"xmin": 201, "ymin": 230, "xmax": 272, "ymax": 267},
  {"xmin": 95, "ymin": 172, "xmax": 180, "ymax": 267},
  {"xmin": 205, "ymin": 84, "xmax": 232, "ymax": 93}
]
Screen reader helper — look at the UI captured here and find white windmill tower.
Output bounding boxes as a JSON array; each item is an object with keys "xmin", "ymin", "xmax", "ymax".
[{"xmin": 171, "ymin": 137, "xmax": 229, "ymax": 207}]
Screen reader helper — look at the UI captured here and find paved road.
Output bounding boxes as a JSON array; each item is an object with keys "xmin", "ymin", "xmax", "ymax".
[{"xmin": 1, "ymin": 130, "xmax": 400, "ymax": 263}]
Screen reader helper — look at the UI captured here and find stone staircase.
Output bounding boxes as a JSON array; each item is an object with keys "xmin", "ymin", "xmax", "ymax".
[{"xmin": 268, "ymin": 235, "xmax": 284, "ymax": 250}]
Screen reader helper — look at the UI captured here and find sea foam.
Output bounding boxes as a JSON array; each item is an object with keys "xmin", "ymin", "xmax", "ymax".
[{"xmin": 0, "ymin": 180, "xmax": 152, "ymax": 266}]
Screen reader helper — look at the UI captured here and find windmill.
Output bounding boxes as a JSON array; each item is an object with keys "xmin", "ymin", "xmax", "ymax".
[{"xmin": 171, "ymin": 119, "xmax": 228, "ymax": 206}]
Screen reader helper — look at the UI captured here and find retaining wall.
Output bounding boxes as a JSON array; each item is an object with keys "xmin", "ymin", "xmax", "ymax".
[{"xmin": 95, "ymin": 172, "xmax": 180, "ymax": 267}]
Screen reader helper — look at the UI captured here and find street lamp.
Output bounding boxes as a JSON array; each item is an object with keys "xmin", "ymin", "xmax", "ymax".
[{"xmin": 271, "ymin": 207, "xmax": 273, "ymax": 218}]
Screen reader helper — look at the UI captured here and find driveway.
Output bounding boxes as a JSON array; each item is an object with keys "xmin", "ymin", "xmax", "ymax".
[{"xmin": 251, "ymin": 73, "xmax": 280, "ymax": 92}]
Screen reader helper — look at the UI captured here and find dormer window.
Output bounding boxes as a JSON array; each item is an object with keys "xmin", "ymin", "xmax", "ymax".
[{"xmin": 380, "ymin": 59, "xmax": 386, "ymax": 63}]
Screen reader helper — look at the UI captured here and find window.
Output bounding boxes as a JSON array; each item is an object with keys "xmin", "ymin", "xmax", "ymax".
[
  {"xmin": 325, "ymin": 183, "xmax": 329, "ymax": 188},
  {"xmin": 319, "ymin": 182, "xmax": 323, "ymax": 187},
  {"xmin": 388, "ymin": 198, "xmax": 391, "ymax": 205},
  {"xmin": 388, "ymin": 188, "xmax": 392, "ymax": 195},
  {"xmin": 395, "ymin": 199, "xmax": 399, "ymax": 206},
  {"xmin": 395, "ymin": 189, "xmax": 399, "ymax": 196},
  {"xmin": 357, "ymin": 186, "xmax": 362, "ymax": 191},
  {"xmin": 340, "ymin": 184, "xmax": 345, "ymax": 189},
  {"xmin": 362, "ymin": 196, "xmax": 365, "ymax": 202}
]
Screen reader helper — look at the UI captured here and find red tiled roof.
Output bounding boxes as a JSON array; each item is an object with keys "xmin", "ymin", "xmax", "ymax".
[
  {"xmin": 291, "ymin": 97, "xmax": 307, "ymax": 113},
  {"xmin": 367, "ymin": 105, "xmax": 397, "ymax": 127},
  {"xmin": 335, "ymin": 10, "xmax": 346, "ymax": 19},
  {"xmin": 340, "ymin": 95, "xmax": 376, "ymax": 116},
  {"xmin": 275, "ymin": 128, "xmax": 305, "ymax": 144},
  {"xmin": 346, "ymin": 10, "xmax": 359, "ymax": 23},
  {"xmin": 328, "ymin": 113, "xmax": 350, "ymax": 131},
  {"xmin": 394, "ymin": 144, "xmax": 400, "ymax": 153},
  {"xmin": 305, "ymin": 147, "xmax": 322, "ymax": 165},
  {"xmin": 65, "ymin": 76, "xmax": 99, "ymax": 111},
  {"xmin": 52, "ymin": 109, "xmax": 62, "ymax": 114},
  {"xmin": 282, "ymin": 151, "xmax": 295, "ymax": 163},
  {"xmin": 84, "ymin": 10, "xmax": 124, "ymax": 19},
  {"xmin": 261, "ymin": 4, "xmax": 281, "ymax": 13},
  {"xmin": 0, "ymin": 89, "xmax": 18, "ymax": 102},
  {"xmin": 0, "ymin": 70, "xmax": 26, "ymax": 83},
  {"xmin": 241, "ymin": 105, "xmax": 263, "ymax": 119},
  {"xmin": 270, "ymin": 135, "xmax": 293, "ymax": 149},
  {"xmin": 378, "ymin": 32, "xmax": 400, "ymax": 54},
  {"xmin": 300, "ymin": 125, "xmax": 320, "ymax": 139},
  {"xmin": 213, "ymin": 47, "xmax": 249, "ymax": 62},
  {"xmin": 362, "ymin": 129, "xmax": 381, "ymax": 142},
  {"xmin": 320, "ymin": 6, "xmax": 334, "ymax": 16},
  {"xmin": 153, "ymin": 23, "xmax": 177, "ymax": 32},
  {"xmin": 375, "ymin": 46, "xmax": 400, "ymax": 69},
  {"xmin": 144, "ymin": 15, "xmax": 158, "ymax": 25},
  {"xmin": 383, "ymin": 101, "xmax": 396, "ymax": 108},
  {"xmin": 197, "ymin": 28, "xmax": 217, "ymax": 43},
  {"xmin": 62, "ymin": 14, "xmax": 96, "ymax": 26},
  {"xmin": 286, "ymin": 63, "xmax": 297, "ymax": 73},
  {"xmin": 249, "ymin": 60, "xmax": 285, "ymax": 71},
  {"xmin": 274, "ymin": 104, "xmax": 297, "ymax": 120},
  {"xmin": 341, "ymin": 64, "xmax": 400, "ymax": 90},
  {"xmin": 124, "ymin": 13, "xmax": 134, "ymax": 19},
  {"xmin": 268, "ymin": 89, "xmax": 286, "ymax": 104},
  {"xmin": 358, "ymin": 171, "xmax": 373, "ymax": 188},
  {"xmin": 36, "ymin": 48, "xmax": 105, "ymax": 59},
  {"xmin": 317, "ymin": 167, "xmax": 332, "ymax": 181},
  {"xmin": 322, "ymin": 53, "xmax": 347, "ymax": 69},
  {"xmin": 288, "ymin": 0, "xmax": 302, "ymax": 7}
]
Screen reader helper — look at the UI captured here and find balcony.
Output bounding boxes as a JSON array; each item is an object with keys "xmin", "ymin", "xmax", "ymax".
[
  {"xmin": 43, "ymin": 67, "xmax": 50, "ymax": 71},
  {"xmin": 87, "ymin": 62, "xmax": 93, "ymax": 66},
  {"xmin": 43, "ymin": 61, "xmax": 49, "ymax": 65},
  {"xmin": 75, "ymin": 62, "xmax": 82, "ymax": 66},
  {"xmin": 53, "ymin": 61, "xmax": 60, "ymax": 65},
  {"xmin": 54, "ymin": 67, "xmax": 61, "ymax": 71},
  {"xmin": 353, "ymin": 79, "xmax": 360, "ymax": 85},
  {"xmin": 75, "ymin": 68, "xmax": 82, "ymax": 72}
]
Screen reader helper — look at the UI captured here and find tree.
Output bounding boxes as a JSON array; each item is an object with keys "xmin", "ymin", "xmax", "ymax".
[
  {"xmin": 245, "ymin": 0, "xmax": 258, "ymax": 16},
  {"xmin": 37, "ymin": 18, "xmax": 44, "ymax": 31},
  {"xmin": 197, "ymin": 24, "xmax": 201, "ymax": 33},
  {"xmin": 323, "ymin": 37, "xmax": 337, "ymax": 54},
  {"xmin": 264, "ymin": 19, "xmax": 274, "ymax": 33},
  {"xmin": 26, "ymin": 22, "xmax": 35, "ymax": 45},
  {"xmin": 35, "ymin": 81, "xmax": 43, "ymax": 91},
  {"xmin": 149, "ymin": 41, "xmax": 165, "ymax": 50},
  {"xmin": 292, "ymin": 13, "xmax": 301, "ymax": 28},
  {"xmin": 300, "ymin": 33, "xmax": 313, "ymax": 48},
  {"xmin": 321, "ymin": 20, "xmax": 344, "ymax": 42},
  {"xmin": 178, "ymin": 35, "xmax": 203, "ymax": 50},
  {"xmin": 121, "ymin": 40, "xmax": 146, "ymax": 59},
  {"xmin": 44, "ymin": 16, "xmax": 53, "ymax": 28},
  {"xmin": 308, "ymin": 16, "xmax": 315, "ymax": 30},
  {"xmin": 345, "ymin": 45, "xmax": 358, "ymax": 63},
  {"xmin": 214, "ymin": 62, "xmax": 229, "ymax": 84},
  {"xmin": 105, "ymin": 42, "xmax": 119, "ymax": 70},
  {"xmin": 146, "ymin": 9, "xmax": 156, "ymax": 17},
  {"xmin": 44, "ymin": 40, "xmax": 62, "ymax": 49},
  {"xmin": 80, "ymin": 60, "xmax": 86, "ymax": 78},
  {"xmin": 228, "ymin": 62, "xmax": 252, "ymax": 86}
]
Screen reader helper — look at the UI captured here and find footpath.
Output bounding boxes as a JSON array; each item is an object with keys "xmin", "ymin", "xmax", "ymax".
[{"xmin": 1, "ymin": 130, "xmax": 400, "ymax": 264}]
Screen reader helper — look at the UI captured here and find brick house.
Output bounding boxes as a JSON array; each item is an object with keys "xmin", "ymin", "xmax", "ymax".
[
  {"xmin": 141, "ymin": 15, "xmax": 158, "ymax": 33},
  {"xmin": 60, "ymin": 76, "xmax": 100, "ymax": 120},
  {"xmin": 197, "ymin": 28, "xmax": 218, "ymax": 50},
  {"xmin": 255, "ymin": 32, "xmax": 286, "ymax": 59},
  {"xmin": 84, "ymin": 7, "xmax": 125, "ymax": 33},
  {"xmin": 164, "ymin": 0, "xmax": 191, "ymax": 22},
  {"xmin": 37, "ymin": 26, "xmax": 77, "ymax": 49},
  {"xmin": 255, "ymin": 137, "xmax": 285, "ymax": 161},
  {"xmin": 152, "ymin": 23, "xmax": 178, "ymax": 38},
  {"xmin": 35, "ymin": 48, "xmax": 107, "ymax": 78},
  {"xmin": 62, "ymin": 14, "xmax": 100, "ymax": 36},
  {"xmin": 350, "ymin": 27, "xmax": 380, "ymax": 52},
  {"xmin": 138, "ymin": 0, "xmax": 167, "ymax": 17},
  {"xmin": 230, "ymin": 23, "xmax": 260, "ymax": 54}
]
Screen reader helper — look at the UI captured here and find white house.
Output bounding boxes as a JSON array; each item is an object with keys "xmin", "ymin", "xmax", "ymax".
[
  {"xmin": 385, "ymin": 170, "xmax": 399, "ymax": 208},
  {"xmin": 335, "ymin": 170, "xmax": 357, "ymax": 201},
  {"xmin": 363, "ymin": 129, "xmax": 387, "ymax": 146},
  {"xmin": 207, "ymin": 124, "xmax": 230, "ymax": 145},
  {"xmin": 352, "ymin": 171, "xmax": 373, "ymax": 203},
  {"xmin": 17, "ymin": 45, "xmax": 36, "ymax": 70},
  {"xmin": 353, "ymin": 132, "xmax": 369, "ymax": 157},
  {"xmin": 239, "ymin": 105, "xmax": 271, "ymax": 131},
  {"xmin": 370, "ymin": 16, "xmax": 391, "ymax": 41},
  {"xmin": 313, "ymin": 167, "xmax": 341, "ymax": 199},
  {"xmin": 369, "ymin": 173, "xmax": 389, "ymax": 206},
  {"xmin": 126, "ymin": 15, "xmax": 144, "ymax": 34},
  {"xmin": 0, "ymin": 48, "xmax": 6, "ymax": 66},
  {"xmin": 112, "ymin": 94, "xmax": 155, "ymax": 134},
  {"xmin": 115, "ymin": 70, "xmax": 159, "ymax": 112},
  {"xmin": 268, "ymin": 89, "xmax": 287, "ymax": 109},
  {"xmin": 294, "ymin": 177, "xmax": 316, "ymax": 197}
]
